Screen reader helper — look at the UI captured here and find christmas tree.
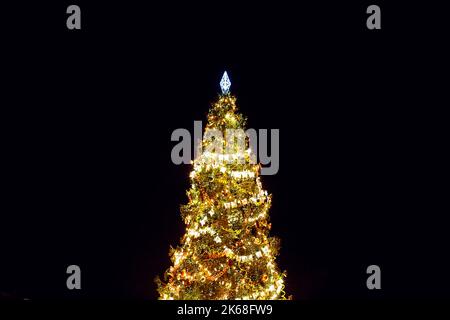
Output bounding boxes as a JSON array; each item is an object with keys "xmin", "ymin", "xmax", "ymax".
[{"xmin": 157, "ymin": 72, "xmax": 288, "ymax": 300}]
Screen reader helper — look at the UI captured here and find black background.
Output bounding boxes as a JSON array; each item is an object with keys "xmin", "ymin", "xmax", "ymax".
[{"xmin": 1, "ymin": 1, "xmax": 448, "ymax": 301}]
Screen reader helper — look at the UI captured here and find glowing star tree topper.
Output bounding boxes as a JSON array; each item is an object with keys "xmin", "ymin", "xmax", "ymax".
[
  {"xmin": 156, "ymin": 72, "xmax": 289, "ymax": 300},
  {"xmin": 220, "ymin": 71, "xmax": 231, "ymax": 94}
]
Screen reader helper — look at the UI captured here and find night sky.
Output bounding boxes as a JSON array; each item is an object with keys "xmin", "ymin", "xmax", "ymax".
[{"xmin": 1, "ymin": 1, "xmax": 448, "ymax": 300}]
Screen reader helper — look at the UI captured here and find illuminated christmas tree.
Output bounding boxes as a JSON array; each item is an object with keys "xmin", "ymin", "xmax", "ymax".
[{"xmin": 157, "ymin": 72, "xmax": 288, "ymax": 300}]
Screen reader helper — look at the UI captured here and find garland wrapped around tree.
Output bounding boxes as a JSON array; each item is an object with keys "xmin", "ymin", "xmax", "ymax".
[{"xmin": 156, "ymin": 72, "xmax": 289, "ymax": 300}]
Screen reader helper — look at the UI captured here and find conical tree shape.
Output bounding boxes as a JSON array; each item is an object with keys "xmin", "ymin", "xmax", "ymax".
[{"xmin": 157, "ymin": 83, "xmax": 288, "ymax": 300}]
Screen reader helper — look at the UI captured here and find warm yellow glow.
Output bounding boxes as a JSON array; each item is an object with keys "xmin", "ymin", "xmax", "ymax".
[{"xmin": 156, "ymin": 92, "xmax": 289, "ymax": 300}]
